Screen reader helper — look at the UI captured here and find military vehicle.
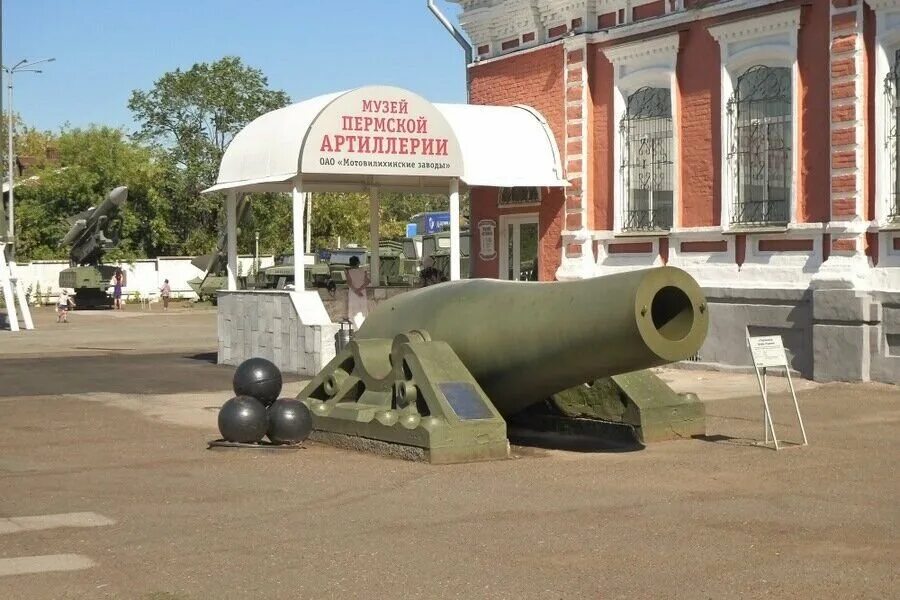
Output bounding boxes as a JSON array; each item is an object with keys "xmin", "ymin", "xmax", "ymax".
[
  {"xmin": 320, "ymin": 247, "xmax": 368, "ymax": 286},
  {"xmin": 57, "ymin": 186, "xmax": 128, "ymax": 309},
  {"xmin": 376, "ymin": 239, "xmax": 419, "ymax": 287},
  {"xmin": 187, "ymin": 197, "xmax": 253, "ymax": 303},
  {"xmin": 260, "ymin": 253, "xmax": 331, "ymax": 290},
  {"xmin": 422, "ymin": 230, "xmax": 471, "ymax": 282}
]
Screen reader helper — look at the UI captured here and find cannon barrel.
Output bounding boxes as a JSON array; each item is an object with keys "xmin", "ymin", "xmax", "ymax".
[{"xmin": 356, "ymin": 266, "xmax": 708, "ymax": 416}]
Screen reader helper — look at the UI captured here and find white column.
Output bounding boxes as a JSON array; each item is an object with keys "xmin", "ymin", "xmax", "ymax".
[
  {"xmin": 369, "ymin": 187, "xmax": 380, "ymax": 287},
  {"xmin": 292, "ymin": 180, "xmax": 306, "ymax": 292},
  {"xmin": 305, "ymin": 193, "xmax": 312, "ymax": 254},
  {"xmin": 449, "ymin": 178, "xmax": 461, "ymax": 281},
  {"xmin": 225, "ymin": 191, "xmax": 238, "ymax": 291}
]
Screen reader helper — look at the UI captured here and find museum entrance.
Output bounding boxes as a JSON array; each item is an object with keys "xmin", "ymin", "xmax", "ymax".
[{"xmin": 499, "ymin": 214, "xmax": 539, "ymax": 281}]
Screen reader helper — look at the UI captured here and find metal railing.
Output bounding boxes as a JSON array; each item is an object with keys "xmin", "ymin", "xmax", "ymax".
[
  {"xmin": 620, "ymin": 86, "xmax": 674, "ymax": 231},
  {"xmin": 887, "ymin": 50, "xmax": 900, "ymax": 222},
  {"xmin": 727, "ymin": 65, "xmax": 792, "ymax": 227}
]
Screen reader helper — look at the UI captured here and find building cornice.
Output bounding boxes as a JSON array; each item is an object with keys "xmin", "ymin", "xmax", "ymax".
[
  {"xmin": 707, "ymin": 7, "xmax": 800, "ymax": 44},
  {"xmin": 867, "ymin": 0, "xmax": 900, "ymax": 11},
  {"xmin": 452, "ymin": 0, "xmax": 796, "ymax": 63},
  {"xmin": 602, "ymin": 32, "xmax": 680, "ymax": 67}
]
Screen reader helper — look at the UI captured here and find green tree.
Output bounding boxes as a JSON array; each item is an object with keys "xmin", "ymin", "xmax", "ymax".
[
  {"xmin": 128, "ymin": 56, "xmax": 291, "ymax": 255},
  {"xmin": 14, "ymin": 126, "xmax": 173, "ymax": 261}
]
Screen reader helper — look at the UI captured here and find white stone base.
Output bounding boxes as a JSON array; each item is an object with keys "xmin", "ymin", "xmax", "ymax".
[{"xmin": 217, "ymin": 290, "xmax": 339, "ymax": 376}]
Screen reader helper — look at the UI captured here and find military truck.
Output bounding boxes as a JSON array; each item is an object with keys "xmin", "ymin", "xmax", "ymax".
[
  {"xmin": 258, "ymin": 248, "xmax": 368, "ymax": 290},
  {"xmin": 422, "ymin": 230, "xmax": 471, "ymax": 282},
  {"xmin": 57, "ymin": 186, "xmax": 128, "ymax": 308},
  {"xmin": 374, "ymin": 239, "xmax": 419, "ymax": 287},
  {"xmin": 259, "ymin": 253, "xmax": 330, "ymax": 290}
]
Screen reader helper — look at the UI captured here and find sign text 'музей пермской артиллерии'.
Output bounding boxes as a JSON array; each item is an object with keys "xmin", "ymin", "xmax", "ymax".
[{"xmin": 301, "ymin": 87, "xmax": 464, "ymax": 178}]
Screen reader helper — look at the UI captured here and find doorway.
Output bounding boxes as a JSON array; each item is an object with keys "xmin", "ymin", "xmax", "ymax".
[{"xmin": 499, "ymin": 214, "xmax": 539, "ymax": 281}]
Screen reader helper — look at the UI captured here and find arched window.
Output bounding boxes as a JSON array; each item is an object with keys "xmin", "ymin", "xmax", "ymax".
[
  {"xmin": 886, "ymin": 49, "xmax": 900, "ymax": 221},
  {"xmin": 619, "ymin": 86, "xmax": 673, "ymax": 231},
  {"xmin": 726, "ymin": 65, "xmax": 792, "ymax": 226}
]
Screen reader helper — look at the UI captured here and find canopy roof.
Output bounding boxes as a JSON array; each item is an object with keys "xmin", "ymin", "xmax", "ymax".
[{"xmin": 205, "ymin": 86, "xmax": 567, "ymax": 194}]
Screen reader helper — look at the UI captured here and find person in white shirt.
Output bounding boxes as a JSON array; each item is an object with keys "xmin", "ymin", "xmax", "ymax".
[
  {"xmin": 159, "ymin": 279, "xmax": 172, "ymax": 311},
  {"xmin": 57, "ymin": 290, "xmax": 75, "ymax": 323},
  {"xmin": 346, "ymin": 256, "xmax": 370, "ymax": 329}
]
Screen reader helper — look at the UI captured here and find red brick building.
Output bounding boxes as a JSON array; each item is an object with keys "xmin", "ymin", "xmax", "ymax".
[{"xmin": 450, "ymin": 0, "xmax": 900, "ymax": 383}]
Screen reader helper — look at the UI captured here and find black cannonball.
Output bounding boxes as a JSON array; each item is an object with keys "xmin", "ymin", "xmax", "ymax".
[
  {"xmin": 266, "ymin": 398, "xmax": 313, "ymax": 445},
  {"xmin": 233, "ymin": 357, "xmax": 283, "ymax": 406},
  {"xmin": 218, "ymin": 396, "xmax": 268, "ymax": 444}
]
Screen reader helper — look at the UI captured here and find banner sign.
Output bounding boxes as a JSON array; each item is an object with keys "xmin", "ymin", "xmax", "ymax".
[{"xmin": 301, "ymin": 86, "xmax": 464, "ymax": 179}]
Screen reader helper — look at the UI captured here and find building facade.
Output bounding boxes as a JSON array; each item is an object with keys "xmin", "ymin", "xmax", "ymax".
[{"xmin": 452, "ymin": 0, "xmax": 900, "ymax": 383}]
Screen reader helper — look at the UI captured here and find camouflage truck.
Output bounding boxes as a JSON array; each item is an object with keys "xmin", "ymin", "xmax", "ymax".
[
  {"xmin": 422, "ymin": 230, "xmax": 471, "ymax": 283},
  {"xmin": 259, "ymin": 253, "xmax": 331, "ymax": 290},
  {"xmin": 376, "ymin": 239, "xmax": 419, "ymax": 287}
]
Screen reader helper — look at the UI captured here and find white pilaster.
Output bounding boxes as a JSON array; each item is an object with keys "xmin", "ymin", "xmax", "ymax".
[
  {"xmin": 225, "ymin": 192, "xmax": 238, "ymax": 291},
  {"xmin": 292, "ymin": 180, "xmax": 306, "ymax": 292},
  {"xmin": 369, "ymin": 187, "xmax": 380, "ymax": 287},
  {"xmin": 449, "ymin": 178, "xmax": 461, "ymax": 281}
]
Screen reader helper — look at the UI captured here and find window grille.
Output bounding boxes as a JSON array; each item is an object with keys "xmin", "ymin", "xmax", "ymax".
[
  {"xmin": 726, "ymin": 65, "xmax": 792, "ymax": 226},
  {"xmin": 499, "ymin": 187, "xmax": 540, "ymax": 207},
  {"xmin": 619, "ymin": 87, "xmax": 674, "ymax": 231},
  {"xmin": 887, "ymin": 49, "xmax": 900, "ymax": 221}
]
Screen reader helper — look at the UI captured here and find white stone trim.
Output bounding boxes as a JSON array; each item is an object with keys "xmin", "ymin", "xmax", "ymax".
[
  {"xmin": 707, "ymin": 8, "xmax": 801, "ymax": 47},
  {"xmin": 872, "ymin": 3, "xmax": 900, "ymax": 226},
  {"xmin": 469, "ymin": 37, "xmax": 566, "ymax": 67},
  {"xmin": 455, "ymin": 0, "xmax": 787, "ymax": 61},
  {"xmin": 710, "ymin": 8, "xmax": 801, "ymax": 231},
  {"xmin": 605, "ymin": 33, "xmax": 680, "ymax": 233},
  {"xmin": 564, "ymin": 34, "xmax": 590, "ymax": 235}
]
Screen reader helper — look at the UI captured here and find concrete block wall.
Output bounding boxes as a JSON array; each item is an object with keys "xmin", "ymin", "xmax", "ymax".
[
  {"xmin": 218, "ymin": 292, "xmax": 338, "ymax": 377},
  {"xmin": 696, "ymin": 285, "xmax": 899, "ymax": 385}
]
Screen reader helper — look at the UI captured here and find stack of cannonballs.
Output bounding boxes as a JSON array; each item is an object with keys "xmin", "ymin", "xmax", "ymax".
[{"xmin": 216, "ymin": 357, "xmax": 313, "ymax": 446}]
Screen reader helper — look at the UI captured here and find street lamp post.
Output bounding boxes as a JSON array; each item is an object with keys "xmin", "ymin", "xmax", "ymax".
[{"xmin": 3, "ymin": 57, "xmax": 55, "ymax": 254}]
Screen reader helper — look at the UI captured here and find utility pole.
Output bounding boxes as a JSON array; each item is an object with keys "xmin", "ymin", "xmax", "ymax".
[{"xmin": 3, "ymin": 57, "xmax": 56, "ymax": 259}]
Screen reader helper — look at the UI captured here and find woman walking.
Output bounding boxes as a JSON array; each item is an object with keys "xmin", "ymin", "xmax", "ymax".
[
  {"xmin": 159, "ymin": 279, "xmax": 171, "ymax": 311},
  {"xmin": 113, "ymin": 268, "xmax": 124, "ymax": 310}
]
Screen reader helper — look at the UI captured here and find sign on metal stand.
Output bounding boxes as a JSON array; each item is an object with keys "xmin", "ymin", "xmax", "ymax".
[{"xmin": 746, "ymin": 328, "xmax": 807, "ymax": 450}]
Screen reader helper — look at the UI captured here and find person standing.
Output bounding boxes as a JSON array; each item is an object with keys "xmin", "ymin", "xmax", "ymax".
[
  {"xmin": 159, "ymin": 279, "xmax": 172, "ymax": 311},
  {"xmin": 113, "ymin": 268, "xmax": 124, "ymax": 310},
  {"xmin": 346, "ymin": 256, "xmax": 370, "ymax": 330},
  {"xmin": 56, "ymin": 289, "xmax": 76, "ymax": 323},
  {"xmin": 419, "ymin": 256, "xmax": 446, "ymax": 287}
]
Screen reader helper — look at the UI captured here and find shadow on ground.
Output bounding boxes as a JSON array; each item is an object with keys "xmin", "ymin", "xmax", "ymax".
[{"xmin": 0, "ymin": 352, "xmax": 302, "ymax": 397}]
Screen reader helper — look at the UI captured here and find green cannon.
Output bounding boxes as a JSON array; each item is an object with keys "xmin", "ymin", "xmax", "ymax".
[{"xmin": 297, "ymin": 266, "xmax": 709, "ymax": 463}]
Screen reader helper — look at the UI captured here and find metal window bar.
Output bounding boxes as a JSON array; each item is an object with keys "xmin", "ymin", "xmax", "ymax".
[
  {"xmin": 887, "ymin": 49, "xmax": 900, "ymax": 221},
  {"xmin": 620, "ymin": 87, "xmax": 674, "ymax": 231},
  {"xmin": 499, "ymin": 187, "xmax": 540, "ymax": 207},
  {"xmin": 726, "ymin": 66, "xmax": 792, "ymax": 226}
]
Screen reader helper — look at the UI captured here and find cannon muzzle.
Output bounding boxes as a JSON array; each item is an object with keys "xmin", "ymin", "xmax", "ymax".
[{"xmin": 356, "ymin": 266, "xmax": 708, "ymax": 416}]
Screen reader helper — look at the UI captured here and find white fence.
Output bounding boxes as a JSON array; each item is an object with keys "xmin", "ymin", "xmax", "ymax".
[{"xmin": 15, "ymin": 255, "xmax": 275, "ymax": 304}]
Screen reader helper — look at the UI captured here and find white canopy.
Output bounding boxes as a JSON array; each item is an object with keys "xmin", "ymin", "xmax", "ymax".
[
  {"xmin": 209, "ymin": 86, "xmax": 567, "ymax": 295},
  {"xmin": 205, "ymin": 86, "xmax": 566, "ymax": 194}
]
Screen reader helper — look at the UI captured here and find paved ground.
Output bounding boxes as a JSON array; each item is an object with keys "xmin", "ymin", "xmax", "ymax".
[{"xmin": 0, "ymin": 309, "xmax": 897, "ymax": 599}]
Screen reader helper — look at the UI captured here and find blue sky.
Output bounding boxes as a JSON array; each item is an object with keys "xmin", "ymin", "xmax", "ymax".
[{"xmin": 4, "ymin": 0, "xmax": 468, "ymax": 133}]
